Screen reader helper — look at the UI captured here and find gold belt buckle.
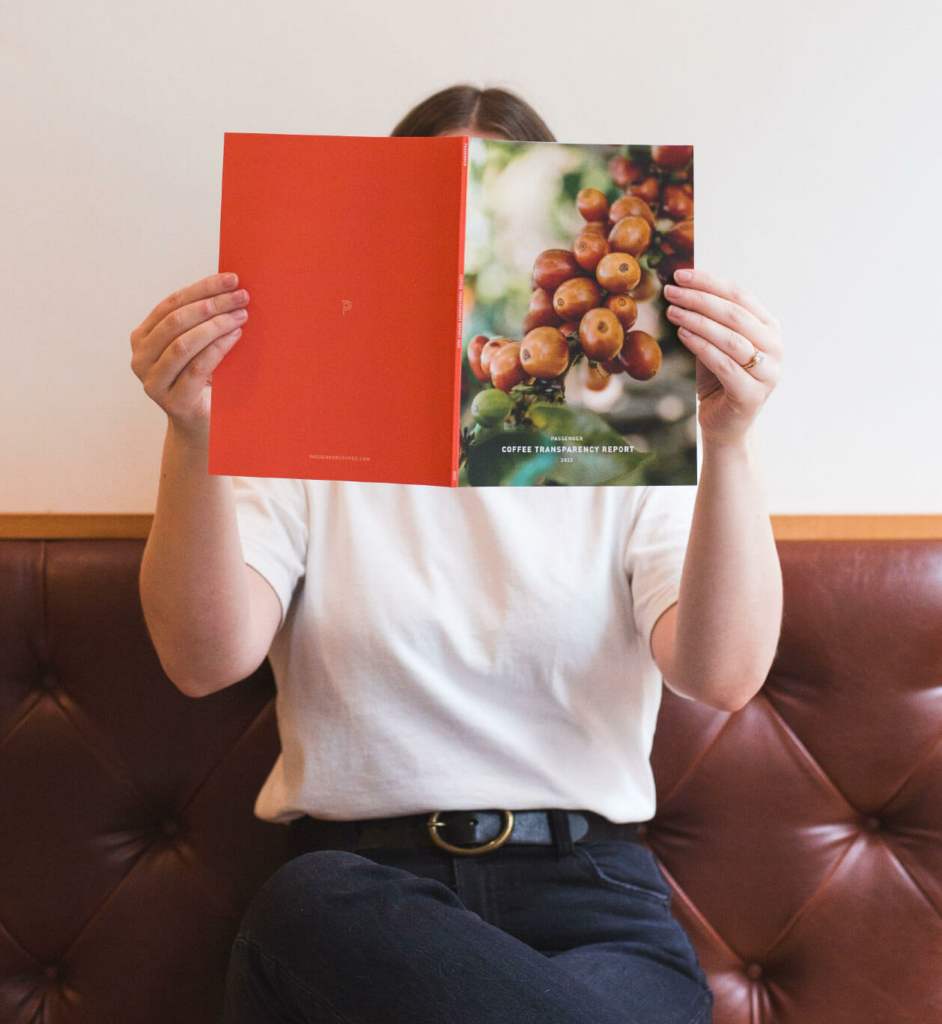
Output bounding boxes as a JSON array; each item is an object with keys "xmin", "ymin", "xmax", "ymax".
[{"xmin": 427, "ymin": 809, "xmax": 515, "ymax": 856}]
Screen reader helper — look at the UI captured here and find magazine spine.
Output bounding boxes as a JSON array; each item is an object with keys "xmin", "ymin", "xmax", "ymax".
[{"xmin": 450, "ymin": 136, "xmax": 469, "ymax": 487}]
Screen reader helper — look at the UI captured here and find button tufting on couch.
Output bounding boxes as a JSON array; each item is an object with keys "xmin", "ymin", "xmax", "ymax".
[{"xmin": 1, "ymin": 537, "xmax": 940, "ymax": 1023}]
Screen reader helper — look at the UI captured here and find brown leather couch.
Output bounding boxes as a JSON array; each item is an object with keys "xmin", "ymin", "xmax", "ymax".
[{"xmin": 1, "ymin": 536, "xmax": 940, "ymax": 1023}]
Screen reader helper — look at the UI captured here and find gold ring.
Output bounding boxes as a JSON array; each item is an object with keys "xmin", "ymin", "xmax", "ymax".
[
  {"xmin": 427, "ymin": 810, "xmax": 515, "ymax": 856},
  {"xmin": 741, "ymin": 346, "xmax": 766, "ymax": 371}
]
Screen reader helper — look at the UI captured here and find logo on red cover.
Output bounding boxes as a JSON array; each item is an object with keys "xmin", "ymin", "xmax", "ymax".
[{"xmin": 341, "ymin": 300, "xmax": 352, "ymax": 315}]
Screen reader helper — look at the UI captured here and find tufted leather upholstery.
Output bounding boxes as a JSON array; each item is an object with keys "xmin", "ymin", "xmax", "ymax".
[{"xmin": 0, "ymin": 537, "xmax": 940, "ymax": 1023}]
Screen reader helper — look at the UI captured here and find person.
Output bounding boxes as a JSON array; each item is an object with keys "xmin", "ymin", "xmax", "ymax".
[{"xmin": 131, "ymin": 84, "xmax": 783, "ymax": 1024}]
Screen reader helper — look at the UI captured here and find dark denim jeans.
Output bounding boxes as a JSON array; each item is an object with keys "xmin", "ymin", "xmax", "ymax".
[{"xmin": 221, "ymin": 833, "xmax": 714, "ymax": 1023}]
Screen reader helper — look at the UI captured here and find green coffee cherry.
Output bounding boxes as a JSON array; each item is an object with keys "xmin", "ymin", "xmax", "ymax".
[
  {"xmin": 471, "ymin": 387, "xmax": 512, "ymax": 427},
  {"xmin": 473, "ymin": 423, "xmax": 503, "ymax": 444}
]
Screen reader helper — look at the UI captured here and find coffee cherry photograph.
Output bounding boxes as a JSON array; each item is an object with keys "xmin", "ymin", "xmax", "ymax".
[{"xmin": 458, "ymin": 140, "xmax": 697, "ymax": 487}]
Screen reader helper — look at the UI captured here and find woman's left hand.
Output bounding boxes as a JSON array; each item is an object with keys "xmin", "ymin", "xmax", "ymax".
[{"xmin": 663, "ymin": 268, "xmax": 782, "ymax": 448}]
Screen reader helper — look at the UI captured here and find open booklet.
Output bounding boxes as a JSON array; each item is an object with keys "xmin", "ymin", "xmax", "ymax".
[{"xmin": 209, "ymin": 133, "xmax": 696, "ymax": 487}]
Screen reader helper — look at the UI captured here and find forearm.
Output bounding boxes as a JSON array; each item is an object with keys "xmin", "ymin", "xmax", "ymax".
[
  {"xmin": 670, "ymin": 429, "xmax": 783, "ymax": 709},
  {"xmin": 139, "ymin": 420, "xmax": 256, "ymax": 695}
]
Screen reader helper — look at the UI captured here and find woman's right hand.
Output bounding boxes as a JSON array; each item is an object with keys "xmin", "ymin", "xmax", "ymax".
[{"xmin": 129, "ymin": 272, "xmax": 250, "ymax": 442}]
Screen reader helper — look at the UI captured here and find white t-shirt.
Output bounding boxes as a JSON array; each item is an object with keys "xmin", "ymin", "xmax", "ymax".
[{"xmin": 232, "ymin": 478, "xmax": 698, "ymax": 825}]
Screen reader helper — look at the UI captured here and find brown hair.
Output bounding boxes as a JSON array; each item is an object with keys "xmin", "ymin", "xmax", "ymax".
[{"xmin": 390, "ymin": 84, "xmax": 556, "ymax": 143}]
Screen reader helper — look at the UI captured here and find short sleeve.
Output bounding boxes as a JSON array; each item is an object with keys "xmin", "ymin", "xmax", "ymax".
[
  {"xmin": 623, "ymin": 485, "xmax": 697, "ymax": 660},
  {"xmin": 231, "ymin": 476, "xmax": 309, "ymax": 629}
]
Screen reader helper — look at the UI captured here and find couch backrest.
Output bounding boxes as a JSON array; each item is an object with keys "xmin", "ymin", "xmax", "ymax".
[{"xmin": 1, "ymin": 538, "xmax": 940, "ymax": 1023}]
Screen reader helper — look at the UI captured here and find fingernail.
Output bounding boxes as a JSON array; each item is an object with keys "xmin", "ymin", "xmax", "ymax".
[
  {"xmin": 222, "ymin": 272, "xmax": 238, "ymax": 287},
  {"xmin": 663, "ymin": 284, "xmax": 680, "ymax": 298},
  {"xmin": 674, "ymin": 268, "xmax": 693, "ymax": 283}
]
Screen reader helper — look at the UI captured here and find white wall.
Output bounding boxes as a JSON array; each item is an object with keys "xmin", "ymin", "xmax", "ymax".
[{"xmin": 2, "ymin": 0, "xmax": 939, "ymax": 513}]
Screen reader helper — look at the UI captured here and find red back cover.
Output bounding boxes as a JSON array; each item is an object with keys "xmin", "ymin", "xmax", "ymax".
[{"xmin": 209, "ymin": 133, "xmax": 466, "ymax": 486}]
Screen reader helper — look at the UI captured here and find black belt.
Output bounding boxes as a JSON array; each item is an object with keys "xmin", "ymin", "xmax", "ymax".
[{"xmin": 289, "ymin": 808, "xmax": 646, "ymax": 857}]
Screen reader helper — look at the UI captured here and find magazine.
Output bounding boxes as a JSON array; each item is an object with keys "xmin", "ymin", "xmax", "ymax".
[{"xmin": 209, "ymin": 132, "xmax": 695, "ymax": 487}]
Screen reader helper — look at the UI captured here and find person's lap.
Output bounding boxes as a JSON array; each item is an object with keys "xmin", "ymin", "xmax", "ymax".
[{"xmin": 222, "ymin": 839, "xmax": 713, "ymax": 1024}]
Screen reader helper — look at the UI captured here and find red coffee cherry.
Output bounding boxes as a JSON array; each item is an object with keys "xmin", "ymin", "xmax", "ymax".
[
  {"xmin": 621, "ymin": 330, "xmax": 662, "ymax": 380},
  {"xmin": 574, "ymin": 232, "xmax": 610, "ymax": 272},
  {"xmin": 585, "ymin": 362, "xmax": 614, "ymax": 391},
  {"xmin": 521, "ymin": 327, "xmax": 570, "ymax": 378},
  {"xmin": 490, "ymin": 341, "xmax": 529, "ymax": 392},
  {"xmin": 604, "ymin": 293, "xmax": 638, "ymax": 330},
  {"xmin": 480, "ymin": 337, "xmax": 510, "ymax": 378},
  {"xmin": 607, "ymin": 216, "xmax": 652, "ymax": 258},
  {"xmin": 553, "ymin": 277, "xmax": 604, "ymax": 320},
  {"xmin": 576, "ymin": 187, "xmax": 609, "ymax": 222},
  {"xmin": 528, "ymin": 287, "xmax": 563, "ymax": 328},
  {"xmin": 629, "ymin": 269, "xmax": 658, "ymax": 302},
  {"xmin": 468, "ymin": 334, "xmax": 491, "ymax": 382},
  {"xmin": 579, "ymin": 307, "xmax": 624, "ymax": 361},
  {"xmin": 651, "ymin": 145, "xmax": 692, "ymax": 170},
  {"xmin": 579, "ymin": 221, "xmax": 607, "ymax": 237},
  {"xmin": 666, "ymin": 218, "xmax": 694, "ymax": 256},
  {"xmin": 599, "ymin": 352, "xmax": 627, "ymax": 374},
  {"xmin": 608, "ymin": 154, "xmax": 644, "ymax": 188},
  {"xmin": 609, "ymin": 194, "xmax": 655, "ymax": 229},
  {"xmin": 557, "ymin": 320, "xmax": 580, "ymax": 339},
  {"xmin": 656, "ymin": 253, "xmax": 694, "ymax": 285},
  {"xmin": 533, "ymin": 249, "xmax": 582, "ymax": 291},
  {"xmin": 626, "ymin": 176, "xmax": 660, "ymax": 203},
  {"xmin": 660, "ymin": 185, "xmax": 694, "ymax": 221},
  {"xmin": 595, "ymin": 252, "xmax": 642, "ymax": 293}
]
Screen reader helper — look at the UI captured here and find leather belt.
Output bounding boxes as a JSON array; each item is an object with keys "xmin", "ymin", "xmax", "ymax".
[{"xmin": 289, "ymin": 808, "xmax": 645, "ymax": 857}]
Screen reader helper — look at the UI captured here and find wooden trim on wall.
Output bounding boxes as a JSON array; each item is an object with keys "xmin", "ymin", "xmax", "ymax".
[
  {"xmin": 0, "ymin": 515, "xmax": 154, "ymax": 539},
  {"xmin": 769, "ymin": 515, "xmax": 942, "ymax": 540},
  {"xmin": 1, "ymin": 513, "xmax": 942, "ymax": 541}
]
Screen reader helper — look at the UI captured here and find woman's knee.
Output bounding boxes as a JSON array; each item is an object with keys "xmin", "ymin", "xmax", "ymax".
[{"xmin": 237, "ymin": 850, "xmax": 371, "ymax": 951}]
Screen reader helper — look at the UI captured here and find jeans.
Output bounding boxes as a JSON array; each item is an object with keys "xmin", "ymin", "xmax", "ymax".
[{"xmin": 221, "ymin": 825, "xmax": 714, "ymax": 1023}]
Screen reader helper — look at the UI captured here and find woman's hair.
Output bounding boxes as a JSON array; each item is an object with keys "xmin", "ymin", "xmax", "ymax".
[{"xmin": 390, "ymin": 84, "xmax": 555, "ymax": 143}]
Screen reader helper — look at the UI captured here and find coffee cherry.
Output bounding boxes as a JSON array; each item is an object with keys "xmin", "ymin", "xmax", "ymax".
[
  {"xmin": 468, "ymin": 334, "xmax": 491, "ymax": 382},
  {"xmin": 595, "ymin": 252, "xmax": 641, "ymax": 293},
  {"xmin": 553, "ymin": 276, "xmax": 604, "ymax": 320},
  {"xmin": 574, "ymin": 232, "xmax": 610, "ymax": 272},
  {"xmin": 608, "ymin": 154, "xmax": 643, "ymax": 188},
  {"xmin": 661, "ymin": 185, "xmax": 694, "ymax": 221},
  {"xmin": 533, "ymin": 249, "xmax": 582, "ymax": 291},
  {"xmin": 651, "ymin": 145, "xmax": 693, "ymax": 170},
  {"xmin": 599, "ymin": 352, "xmax": 627, "ymax": 374},
  {"xmin": 627, "ymin": 177, "xmax": 660, "ymax": 203},
  {"xmin": 471, "ymin": 386, "xmax": 513, "ymax": 427},
  {"xmin": 579, "ymin": 222, "xmax": 607, "ymax": 237},
  {"xmin": 666, "ymin": 218, "xmax": 694, "ymax": 256},
  {"xmin": 604, "ymin": 293, "xmax": 639, "ymax": 330},
  {"xmin": 521, "ymin": 326, "xmax": 570, "ymax": 379},
  {"xmin": 490, "ymin": 341, "xmax": 529, "ymax": 392},
  {"xmin": 557, "ymin": 320, "xmax": 580, "ymax": 339},
  {"xmin": 579, "ymin": 307, "xmax": 624, "ymax": 361},
  {"xmin": 629, "ymin": 269, "xmax": 658, "ymax": 302},
  {"xmin": 585, "ymin": 362, "xmax": 614, "ymax": 391},
  {"xmin": 607, "ymin": 216, "xmax": 652, "ymax": 258},
  {"xmin": 609, "ymin": 194, "xmax": 655, "ymax": 229},
  {"xmin": 576, "ymin": 187, "xmax": 609, "ymax": 222},
  {"xmin": 528, "ymin": 287, "xmax": 562, "ymax": 328},
  {"xmin": 480, "ymin": 337, "xmax": 509, "ymax": 378},
  {"xmin": 656, "ymin": 253, "xmax": 694, "ymax": 286},
  {"xmin": 621, "ymin": 331, "xmax": 662, "ymax": 380},
  {"xmin": 473, "ymin": 423, "xmax": 503, "ymax": 444}
]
